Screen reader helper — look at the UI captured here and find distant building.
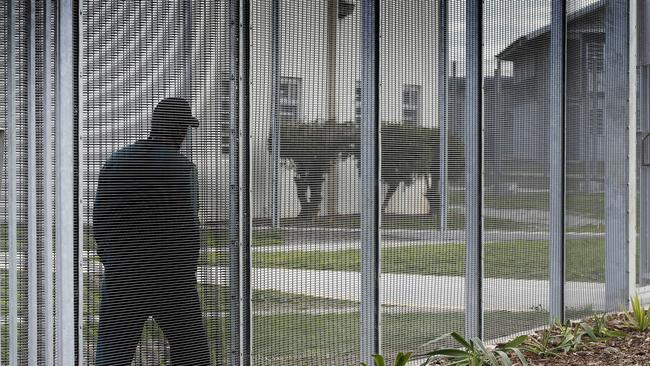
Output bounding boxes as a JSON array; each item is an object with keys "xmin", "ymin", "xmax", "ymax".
[{"xmin": 496, "ymin": 0, "xmax": 606, "ymax": 164}]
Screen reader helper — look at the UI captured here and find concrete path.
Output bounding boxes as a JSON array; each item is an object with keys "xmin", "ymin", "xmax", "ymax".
[
  {"xmin": 198, "ymin": 266, "xmax": 605, "ymax": 312},
  {"xmin": 246, "ymin": 228, "xmax": 603, "ymax": 253}
]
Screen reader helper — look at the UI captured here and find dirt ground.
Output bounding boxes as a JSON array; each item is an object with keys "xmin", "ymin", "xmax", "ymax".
[{"xmin": 524, "ymin": 314, "xmax": 650, "ymax": 366}]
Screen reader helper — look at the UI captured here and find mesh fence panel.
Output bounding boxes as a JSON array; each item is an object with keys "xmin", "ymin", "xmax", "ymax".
[
  {"xmin": 14, "ymin": 0, "xmax": 30, "ymax": 363},
  {"xmin": 0, "ymin": 0, "xmax": 641, "ymax": 364},
  {"xmin": 379, "ymin": 0, "xmax": 466, "ymax": 361},
  {"xmin": 0, "ymin": 0, "xmax": 7, "ymax": 362},
  {"xmin": 1, "ymin": 1, "xmax": 57, "ymax": 364},
  {"xmin": 250, "ymin": 1, "xmax": 362, "ymax": 364},
  {"xmin": 482, "ymin": 0, "xmax": 552, "ymax": 340},
  {"xmin": 82, "ymin": 1, "xmax": 233, "ymax": 364},
  {"xmin": 565, "ymin": 0, "xmax": 607, "ymax": 318}
]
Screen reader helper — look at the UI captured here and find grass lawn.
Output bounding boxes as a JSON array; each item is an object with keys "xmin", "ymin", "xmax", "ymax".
[
  {"xmin": 251, "ymin": 310, "xmax": 554, "ymax": 366},
  {"xmin": 208, "ymin": 238, "xmax": 605, "ymax": 282},
  {"xmin": 450, "ymin": 190, "xmax": 605, "ymax": 220},
  {"xmin": 79, "ymin": 281, "xmax": 557, "ymax": 365},
  {"xmin": 269, "ymin": 211, "xmax": 535, "ymax": 232}
]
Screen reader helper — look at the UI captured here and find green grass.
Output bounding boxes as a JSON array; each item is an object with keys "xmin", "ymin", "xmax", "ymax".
[
  {"xmin": 567, "ymin": 223, "xmax": 606, "ymax": 233},
  {"xmin": 254, "ymin": 211, "xmax": 542, "ymax": 232},
  {"xmin": 208, "ymin": 239, "xmax": 605, "ymax": 282},
  {"xmin": 450, "ymin": 190, "xmax": 605, "ymax": 220},
  {"xmin": 83, "ymin": 282, "xmax": 358, "ymax": 317},
  {"xmin": 80, "ymin": 308, "xmax": 552, "ymax": 366},
  {"xmin": 382, "ymin": 211, "xmax": 541, "ymax": 232},
  {"xmin": 201, "ymin": 228, "xmax": 285, "ymax": 248},
  {"xmin": 252, "ymin": 310, "xmax": 550, "ymax": 366}
]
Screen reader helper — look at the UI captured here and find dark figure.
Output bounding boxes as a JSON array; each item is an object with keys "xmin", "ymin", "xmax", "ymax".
[
  {"xmin": 93, "ymin": 98, "xmax": 211, "ymax": 366},
  {"xmin": 293, "ymin": 158, "xmax": 326, "ymax": 219}
]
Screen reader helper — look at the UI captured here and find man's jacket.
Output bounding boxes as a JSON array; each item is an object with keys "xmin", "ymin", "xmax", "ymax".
[{"xmin": 93, "ymin": 139, "xmax": 200, "ymax": 278}]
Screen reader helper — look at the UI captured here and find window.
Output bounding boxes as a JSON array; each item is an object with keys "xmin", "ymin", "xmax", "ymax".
[
  {"xmin": 403, "ymin": 84, "xmax": 422, "ymax": 125},
  {"xmin": 515, "ymin": 61, "xmax": 535, "ymax": 82},
  {"xmin": 355, "ymin": 81, "xmax": 361, "ymax": 123},
  {"xmin": 279, "ymin": 76, "xmax": 302, "ymax": 122},
  {"xmin": 219, "ymin": 75, "xmax": 231, "ymax": 154},
  {"xmin": 586, "ymin": 42, "xmax": 604, "ymax": 136},
  {"xmin": 586, "ymin": 42, "xmax": 604, "ymax": 94}
]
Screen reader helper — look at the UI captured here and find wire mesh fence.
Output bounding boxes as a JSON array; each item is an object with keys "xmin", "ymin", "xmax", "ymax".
[{"xmin": 0, "ymin": 0, "xmax": 642, "ymax": 365}]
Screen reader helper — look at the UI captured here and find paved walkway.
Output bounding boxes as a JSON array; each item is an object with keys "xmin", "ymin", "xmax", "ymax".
[
  {"xmin": 4, "ymin": 247, "xmax": 607, "ymax": 313},
  {"xmin": 251, "ymin": 229, "xmax": 603, "ymax": 253},
  {"xmin": 198, "ymin": 266, "xmax": 605, "ymax": 312}
]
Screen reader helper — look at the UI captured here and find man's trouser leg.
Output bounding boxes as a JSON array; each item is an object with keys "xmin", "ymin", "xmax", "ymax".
[
  {"xmin": 154, "ymin": 282, "xmax": 211, "ymax": 366},
  {"xmin": 295, "ymin": 174, "xmax": 309, "ymax": 217},
  {"xmin": 95, "ymin": 278, "xmax": 149, "ymax": 366}
]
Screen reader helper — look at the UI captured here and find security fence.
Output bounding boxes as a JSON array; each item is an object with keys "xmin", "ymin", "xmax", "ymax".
[{"xmin": 0, "ymin": 0, "xmax": 644, "ymax": 365}]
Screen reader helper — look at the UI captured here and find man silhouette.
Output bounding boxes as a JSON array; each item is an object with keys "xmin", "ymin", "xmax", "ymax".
[{"xmin": 93, "ymin": 98, "xmax": 211, "ymax": 365}]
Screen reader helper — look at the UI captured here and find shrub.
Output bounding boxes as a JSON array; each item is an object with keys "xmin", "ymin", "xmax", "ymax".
[
  {"xmin": 424, "ymin": 332, "xmax": 528, "ymax": 366},
  {"xmin": 623, "ymin": 294, "xmax": 650, "ymax": 332}
]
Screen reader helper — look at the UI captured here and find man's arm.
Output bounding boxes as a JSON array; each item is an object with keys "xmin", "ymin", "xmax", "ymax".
[{"xmin": 93, "ymin": 163, "xmax": 115, "ymax": 261}]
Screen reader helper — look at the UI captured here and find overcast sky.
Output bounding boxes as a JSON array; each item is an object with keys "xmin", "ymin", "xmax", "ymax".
[{"xmin": 447, "ymin": 0, "xmax": 600, "ymax": 75}]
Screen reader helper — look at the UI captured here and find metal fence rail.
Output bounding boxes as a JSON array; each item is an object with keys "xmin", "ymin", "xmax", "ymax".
[{"xmin": 0, "ymin": 0, "xmax": 642, "ymax": 365}]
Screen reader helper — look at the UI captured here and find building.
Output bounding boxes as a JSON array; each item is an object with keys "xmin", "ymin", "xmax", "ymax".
[{"xmin": 496, "ymin": 0, "xmax": 606, "ymax": 165}]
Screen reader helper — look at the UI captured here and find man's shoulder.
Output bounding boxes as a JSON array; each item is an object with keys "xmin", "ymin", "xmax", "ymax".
[{"xmin": 102, "ymin": 141, "xmax": 195, "ymax": 170}]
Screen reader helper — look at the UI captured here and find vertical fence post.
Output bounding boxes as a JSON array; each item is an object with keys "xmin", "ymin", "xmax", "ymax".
[
  {"xmin": 549, "ymin": 0, "xmax": 566, "ymax": 324},
  {"xmin": 7, "ymin": 0, "xmax": 18, "ymax": 363},
  {"xmin": 639, "ymin": 0, "xmax": 650, "ymax": 287},
  {"xmin": 438, "ymin": 0, "xmax": 448, "ymax": 231},
  {"xmin": 325, "ymin": 0, "xmax": 339, "ymax": 217},
  {"xmin": 360, "ymin": 0, "xmax": 380, "ymax": 363},
  {"xmin": 228, "ymin": 0, "xmax": 243, "ymax": 364},
  {"xmin": 239, "ymin": 0, "xmax": 252, "ymax": 364},
  {"xmin": 43, "ymin": 0, "xmax": 55, "ymax": 363},
  {"xmin": 27, "ymin": 0, "xmax": 38, "ymax": 363},
  {"xmin": 604, "ymin": 0, "xmax": 636, "ymax": 311},
  {"xmin": 628, "ymin": 0, "xmax": 638, "ymax": 300},
  {"xmin": 56, "ymin": 0, "xmax": 76, "ymax": 363},
  {"xmin": 465, "ymin": 0, "xmax": 483, "ymax": 339},
  {"xmin": 271, "ymin": 0, "xmax": 280, "ymax": 228},
  {"xmin": 76, "ymin": 0, "xmax": 84, "ymax": 362},
  {"xmin": 184, "ymin": 0, "xmax": 192, "ymax": 100}
]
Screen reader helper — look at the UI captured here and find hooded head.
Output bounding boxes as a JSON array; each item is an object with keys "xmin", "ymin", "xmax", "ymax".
[{"xmin": 149, "ymin": 97, "xmax": 199, "ymax": 150}]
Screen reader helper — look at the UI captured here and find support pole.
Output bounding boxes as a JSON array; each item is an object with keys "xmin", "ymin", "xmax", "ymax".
[
  {"xmin": 239, "ymin": 0, "xmax": 252, "ymax": 364},
  {"xmin": 228, "ymin": 0, "xmax": 244, "ymax": 364},
  {"xmin": 7, "ymin": 0, "xmax": 18, "ymax": 363},
  {"xmin": 76, "ymin": 0, "xmax": 85, "ymax": 362},
  {"xmin": 438, "ymin": 0, "xmax": 448, "ymax": 230},
  {"xmin": 326, "ymin": 0, "xmax": 339, "ymax": 217},
  {"xmin": 43, "ymin": 0, "xmax": 55, "ymax": 363},
  {"xmin": 464, "ymin": 0, "xmax": 483, "ymax": 339},
  {"xmin": 271, "ymin": 0, "xmax": 280, "ymax": 227},
  {"xmin": 604, "ymin": 0, "xmax": 636, "ymax": 311},
  {"xmin": 549, "ymin": 0, "xmax": 566, "ymax": 324},
  {"xmin": 637, "ymin": 0, "xmax": 650, "ymax": 285},
  {"xmin": 28, "ymin": 0, "xmax": 38, "ymax": 363},
  {"xmin": 360, "ymin": 0, "xmax": 380, "ymax": 363},
  {"xmin": 56, "ymin": 0, "xmax": 76, "ymax": 363}
]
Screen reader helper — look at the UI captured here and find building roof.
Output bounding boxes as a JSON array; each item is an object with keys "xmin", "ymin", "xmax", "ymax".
[{"xmin": 497, "ymin": 0, "xmax": 605, "ymax": 61}]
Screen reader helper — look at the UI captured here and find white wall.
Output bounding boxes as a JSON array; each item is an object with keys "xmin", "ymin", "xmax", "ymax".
[{"xmin": 244, "ymin": 0, "xmax": 440, "ymax": 219}]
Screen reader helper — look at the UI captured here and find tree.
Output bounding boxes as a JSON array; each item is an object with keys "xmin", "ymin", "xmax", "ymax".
[
  {"xmin": 271, "ymin": 121, "xmax": 464, "ymax": 220},
  {"xmin": 270, "ymin": 121, "xmax": 357, "ymax": 219}
]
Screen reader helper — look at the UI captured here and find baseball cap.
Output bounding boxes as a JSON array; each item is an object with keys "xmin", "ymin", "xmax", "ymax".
[{"xmin": 151, "ymin": 97, "xmax": 199, "ymax": 127}]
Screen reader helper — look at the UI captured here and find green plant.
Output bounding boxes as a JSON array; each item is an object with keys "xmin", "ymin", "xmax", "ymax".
[
  {"xmin": 623, "ymin": 294, "xmax": 650, "ymax": 332},
  {"xmin": 361, "ymin": 352, "xmax": 420, "ymax": 366},
  {"xmin": 523, "ymin": 322, "xmax": 584, "ymax": 358},
  {"xmin": 423, "ymin": 332, "xmax": 528, "ymax": 366},
  {"xmin": 273, "ymin": 121, "xmax": 465, "ymax": 218},
  {"xmin": 580, "ymin": 314, "xmax": 626, "ymax": 340}
]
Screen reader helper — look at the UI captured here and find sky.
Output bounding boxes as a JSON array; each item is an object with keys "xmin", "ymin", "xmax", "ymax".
[{"xmin": 447, "ymin": 0, "xmax": 601, "ymax": 76}]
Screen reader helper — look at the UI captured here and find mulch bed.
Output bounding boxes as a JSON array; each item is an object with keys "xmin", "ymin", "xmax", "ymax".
[
  {"xmin": 426, "ymin": 313, "xmax": 650, "ymax": 366},
  {"xmin": 523, "ymin": 314, "xmax": 650, "ymax": 366}
]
